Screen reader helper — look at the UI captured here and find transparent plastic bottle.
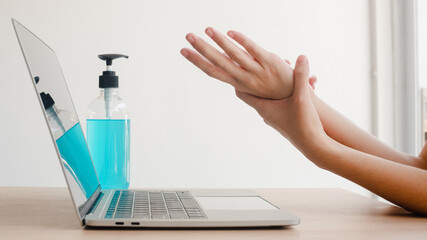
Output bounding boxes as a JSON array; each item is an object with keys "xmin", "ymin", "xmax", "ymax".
[{"xmin": 87, "ymin": 54, "xmax": 130, "ymax": 189}]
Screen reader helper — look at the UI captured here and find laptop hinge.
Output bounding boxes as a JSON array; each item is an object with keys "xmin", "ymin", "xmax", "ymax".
[
  {"xmin": 80, "ymin": 185, "xmax": 102, "ymax": 223},
  {"xmin": 88, "ymin": 191, "xmax": 104, "ymax": 215}
]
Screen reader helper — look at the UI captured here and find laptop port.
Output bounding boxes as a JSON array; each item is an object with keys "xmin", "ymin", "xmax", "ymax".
[
  {"xmin": 131, "ymin": 222, "xmax": 140, "ymax": 225},
  {"xmin": 115, "ymin": 222, "xmax": 124, "ymax": 225}
]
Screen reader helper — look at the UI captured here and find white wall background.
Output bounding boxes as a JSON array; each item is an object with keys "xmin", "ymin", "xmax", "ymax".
[{"xmin": 0, "ymin": 0, "xmax": 372, "ymax": 194}]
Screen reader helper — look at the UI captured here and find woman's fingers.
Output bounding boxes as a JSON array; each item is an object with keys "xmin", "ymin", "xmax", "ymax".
[
  {"xmin": 227, "ymin": 30, "xmax": 269, "ymax": 64},
  {"xmin": 309, "ymin": 76, "xmax": 317, "ymax": 90},
  {"xmin": 185, "ymin": 33, "xmax": 248, "ymax": 81},
  {"xmin": 180, "ymin": 48, "xmax": 239, "ymax": 87},
  {"xmin": 205, "ymin": 27, "xmax": 262, "ymax": 72}
]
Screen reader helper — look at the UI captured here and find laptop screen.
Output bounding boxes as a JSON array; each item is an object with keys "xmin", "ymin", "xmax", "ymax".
[{"xmin": 13, "ymin": 20, "xmax": 100, "ymax": 222}]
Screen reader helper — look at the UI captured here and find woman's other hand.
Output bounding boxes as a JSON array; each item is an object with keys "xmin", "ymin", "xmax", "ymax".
[{"xmin": 236, "ymin": 55, "xmax": 327, "ymax": 157}]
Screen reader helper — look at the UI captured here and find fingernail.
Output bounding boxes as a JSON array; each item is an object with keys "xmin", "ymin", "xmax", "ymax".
[
  {"xmin": 297, "ymin": 55, "xmax": 308, "ymax": 64},
  {"xmin": 186, "ymin": 34, "xmax": 195, "ymax": 44},
  {"xmin": 227, "ymin": 31, "xmax": 235, "ymax": 38},
  {"xmin": 180, "ymin": 49, "xmax": 189, "ymax": 58},
  {"xmin": 205, "ymin": 28, "xmax": 214, "ymax": 37}
]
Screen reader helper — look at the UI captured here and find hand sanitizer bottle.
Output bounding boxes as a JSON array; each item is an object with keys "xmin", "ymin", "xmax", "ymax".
[{"xmin": 87, "ymin": 54, "xmax": 130, "ymax": 189}]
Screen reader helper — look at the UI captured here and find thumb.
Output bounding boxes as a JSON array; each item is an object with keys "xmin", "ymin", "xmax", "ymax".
[{"xmin": 293, "ymin": 55, "xmax": 310, "ymax": 96}]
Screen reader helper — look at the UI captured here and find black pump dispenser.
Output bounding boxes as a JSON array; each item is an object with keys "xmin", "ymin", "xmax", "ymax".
[
  {"xmin": 98, "ymin": 54, "xmax": 128, "ymax": 88},
  {"xmin": 40, "ymin": 92, "xmax": 55, "ymax": 110},
  {"xmin": 34, "ymin": 77, "xmax": 55, "ymax": 110}
]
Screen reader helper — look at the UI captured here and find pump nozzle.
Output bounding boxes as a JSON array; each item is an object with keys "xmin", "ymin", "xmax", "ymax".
[
  {"xmin": 98, "ymin": 54, "xmax": 128, "ymax": 88},
  {"xmin": 98, "ymin": 54, "xmax": 128, "ymax": 119},
  {"xmin": 98, "ymin": 54, "xmax": 128, "ymax": 70}
]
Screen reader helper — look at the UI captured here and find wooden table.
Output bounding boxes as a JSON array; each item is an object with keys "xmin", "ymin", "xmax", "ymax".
[{"xmin": 1, "ymin": 187, "xmax": 426, "ymax": 239}]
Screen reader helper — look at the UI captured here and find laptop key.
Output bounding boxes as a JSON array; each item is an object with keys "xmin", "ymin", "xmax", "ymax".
[
  {"xmin": 177, "ymin": 191, "xmax": 192, "ymax": 199},
  {"xmin": 152, "ymin": 215, "xmax": 169, "ymax": 219},
  {"xmin": 170, "ymin": 214, "xmax": 188, "ymax": 219},
  {"xmin": 180, "ymin": 199, "xmax": 199, "ymax": 209}
]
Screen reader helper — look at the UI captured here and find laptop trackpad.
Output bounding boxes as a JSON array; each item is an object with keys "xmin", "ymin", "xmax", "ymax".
[{"xmin": 196, "ymin": 196, "xmax": 278, "ymax": 210}]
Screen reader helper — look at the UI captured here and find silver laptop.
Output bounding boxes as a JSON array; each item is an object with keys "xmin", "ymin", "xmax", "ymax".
[{"xmin": 12, "ymin": 19, "xmax": 299, "ymax": 228}]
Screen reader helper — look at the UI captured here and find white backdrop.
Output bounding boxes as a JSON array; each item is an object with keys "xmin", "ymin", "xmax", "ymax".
[{"xmin": 0, "ymin": 0, "xmax": 372, "ymax": 194}]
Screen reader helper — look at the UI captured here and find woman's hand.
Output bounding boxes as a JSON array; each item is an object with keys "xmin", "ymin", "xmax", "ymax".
[
  {"xmin": 236, "ymin": 55, "xmax": 328, "ymax": 156},
  {"xmin": 181, "ymin": 27, "xmax": 295, "ymax": 99}
]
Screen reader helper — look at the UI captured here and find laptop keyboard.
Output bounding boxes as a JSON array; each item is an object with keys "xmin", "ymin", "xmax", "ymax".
[{"xmin": 105, "ymin": 190, "xmax": 206, "ymax": 219}]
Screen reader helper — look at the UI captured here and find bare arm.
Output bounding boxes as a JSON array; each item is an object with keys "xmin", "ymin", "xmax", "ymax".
[
  {"xmin": 180, "ymin": 27, "xmax": 427, "ymax": 170},
  {"xmin": 311, "ymin": 92, "xmax": 427, "ymax": 170},
  {"xmin": 310, "ymin": 135, "xmax": 427, "ymax": 215}
]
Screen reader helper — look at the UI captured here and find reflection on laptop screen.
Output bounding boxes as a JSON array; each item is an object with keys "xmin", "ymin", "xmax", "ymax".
[{"xmin": 13, "ymin": 20, "xmax": 100, "ymax": 217}]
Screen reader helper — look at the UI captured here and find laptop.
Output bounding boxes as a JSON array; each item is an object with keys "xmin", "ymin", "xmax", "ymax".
[{"xmin": 12, "ymin": 19, "xmax": 300, "ymax": 228}]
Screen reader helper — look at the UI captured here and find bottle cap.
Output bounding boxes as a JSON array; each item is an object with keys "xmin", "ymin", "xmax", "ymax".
[{"xmin": 98, "ymin": 54, "xmax": 128, "ymax": 88}]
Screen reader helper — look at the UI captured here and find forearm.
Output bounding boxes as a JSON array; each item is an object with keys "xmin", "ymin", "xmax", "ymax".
[
  {"xmin": 310, "ymin": 90, "xmax": 427, "ymax": 169},
  {"xmin": 305, "ymin": 136, "xmax": 427, "ymax": 215}
]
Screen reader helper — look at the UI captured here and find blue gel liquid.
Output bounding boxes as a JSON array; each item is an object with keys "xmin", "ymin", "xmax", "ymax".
[
  {"xmin": 56, "ymin": 123, "xmax": 99, "ymax": 198},
  {"xmin": 87, "ymin": 119, "xmax": 130, "ymax": 189}
]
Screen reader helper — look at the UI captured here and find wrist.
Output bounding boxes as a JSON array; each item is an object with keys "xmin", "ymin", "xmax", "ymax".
[
  {"xmin": 309, "ymin": 87, "xmax": 321, "ymax": 109},
  {"xmin": 299, "ymin": 133, "xmax": 339, "ymax": 170}
]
